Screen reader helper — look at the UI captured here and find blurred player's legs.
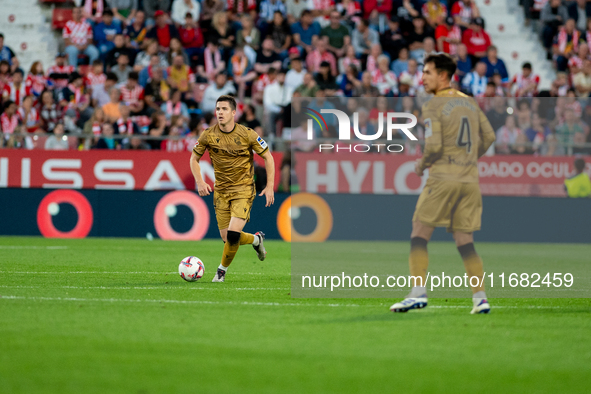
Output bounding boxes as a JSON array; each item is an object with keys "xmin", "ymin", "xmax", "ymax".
[{"xmin": 454, "ymin": 232, "xmax": 490, "ymax": 314}]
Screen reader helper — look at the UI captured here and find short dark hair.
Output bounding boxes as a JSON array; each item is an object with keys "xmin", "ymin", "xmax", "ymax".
[
  {"xmin": 92, "ymin": 59, "xmax": 103, "ymax": 66},
  {"xmin": 12, "ymin": 69, "xmax": 24, "ymax": 77},
  {"xmin": 106, "ymin": 72, "xmax": 118, "ymax": 82},
  {"xmin": 424, "ymin": 53, "xmax": 457, "ymax": 80},
  {"xmin": 103, "ymin": 9, "xmax": 114, "ymax": 17},
  {"xmin": 216, "ymin": 95, "xmax": 236, "ymax": 111},
  {"xmin": 522, "ymin": 62, "xmax": 532, "ymax": 70},
  {"xmin": 128, "ymin": 71, "xmax": 139, "ymax": 81},
  {"xmin": 487, "ymin": 81, "xmax": 496, "ymax": 88},
  {"xmin": 574, "ymin": 158, "xmax": 586, "ymax": 173}
]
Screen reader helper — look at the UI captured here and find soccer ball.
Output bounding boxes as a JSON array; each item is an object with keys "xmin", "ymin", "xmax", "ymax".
[{"xmin": 179, "ymin": 256, "xmax": 205, "ymax": 282}]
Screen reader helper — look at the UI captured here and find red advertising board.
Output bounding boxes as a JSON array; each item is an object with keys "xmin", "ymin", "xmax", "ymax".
[
  {"xmin": 294, "ymin": 153, "xmax": 587, "ymax": 197},
  {"xmin": 0, "ymin": 150, "xmax": 283, "ymax": 191}
]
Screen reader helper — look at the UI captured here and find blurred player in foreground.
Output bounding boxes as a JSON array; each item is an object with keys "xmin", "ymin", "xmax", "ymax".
[
  {"xmin": 190, "ymin": 95, "xmax": 275, "ymax": 282},
  {"xmin": 390, "ymin": 54, "xmax": 496, "ymax": 314}
]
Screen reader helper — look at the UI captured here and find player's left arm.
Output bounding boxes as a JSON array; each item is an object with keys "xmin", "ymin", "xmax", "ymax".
[
  {"xmin": 477, "ymin": 109, "xmax": 496, "ymax": 158},
  {"xmin": 259, "ymin": 149, "xmax": 275, "ymax": 207},
  {"xmin": 417, "ymin": 106, "xmax": 443, "ymax": 176}
]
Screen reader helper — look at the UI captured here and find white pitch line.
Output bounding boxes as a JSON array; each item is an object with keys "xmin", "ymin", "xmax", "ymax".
[
  {"xmin": 0, "ymin": 285, "xmax": 289, "ymax": 291},
  {"xmin": 0, "ymin": 271, "xmax": 274, "ymax": 275},
  {"xmin": 0, "ymin": 246, "xmax": 68, "ymax": 250},
  {"xmin": 0, "ymin": 295, "xmax": 574, "ymax": 309}
]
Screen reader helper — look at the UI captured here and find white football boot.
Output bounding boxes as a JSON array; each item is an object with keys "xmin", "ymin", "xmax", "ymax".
[
  {"xmin": 389, "ymin": 296, "xmax": 428, "ymax": 312},
  {"xmin": 212, "ymin": 268, "xmax": 226, "ymax": 282},
  {"xmin": 470, "ymin": 298, "xmax": 491, "ymax": 314},
  {"xmin": 253, "ymin": 231, "xmax": 267, "ymax": 261}
]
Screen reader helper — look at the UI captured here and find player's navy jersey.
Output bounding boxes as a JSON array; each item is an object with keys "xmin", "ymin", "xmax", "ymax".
[
  {"xmin": 193, "ymin": 123, "xmax": 268, "ymax": 192},
  {"xmin": 419, "ymin": 88, "xmax": 496, "ymax": 183}
]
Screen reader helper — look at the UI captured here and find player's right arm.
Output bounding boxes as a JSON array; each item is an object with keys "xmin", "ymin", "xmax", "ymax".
[
  {"xmin": 477, "ymin": 109, "xmax": 496, "ymax": 158},
  {"xmin": 190, "ymin": 131, "xmax": 212, "ymax": 196},
  {"xmin": 418, "ymin": 104, "xmax": 443, "ymax": 174}
]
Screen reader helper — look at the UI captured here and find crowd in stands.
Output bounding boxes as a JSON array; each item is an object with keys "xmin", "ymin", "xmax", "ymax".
[{"xmin": 0, "ymin": 0, "xmax": 589, "ymax": 157}]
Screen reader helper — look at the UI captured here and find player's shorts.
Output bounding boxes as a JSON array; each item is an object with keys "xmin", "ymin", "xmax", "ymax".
[
  {"xmin": 412, "ymin": 178, "xmax": 482, "ymax": 233},
  {"xmin": 213, "ymin": 186, "xmax": 256, "ymax": 230}
]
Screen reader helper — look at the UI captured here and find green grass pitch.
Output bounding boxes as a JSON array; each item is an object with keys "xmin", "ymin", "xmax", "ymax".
[{"xmin": 0, "ymin": 237, "xmax": 590, "ymax": 393}]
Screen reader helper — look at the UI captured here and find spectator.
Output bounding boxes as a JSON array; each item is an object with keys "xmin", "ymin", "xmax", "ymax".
[
  {"xmin": 239, "ymin": 103, "xmax": 263, "ymax": 136},
  {"xmin": 60, "ymin": 72, "xmax": 92, "ymax": 128},
  {"xmin": 564, "ymin": 158, "xmax": 591, "ymax": 197},
  {"xmin": 200, "ymin": 0, "xmax": 225, "ymax": 31},
  {"xmin": 135, "ymin": 40, "xmax": 169, "ymax": 73},
  {"xmin": 306, "ymin": 39, "xmax": 337, "ymax": 76},
  {"xmin": 320, "ymin": 11, "xmax": 350, "ymax": 59},
  {"xmin": 236, "ymin": 14, "xmax": 261, "ymax": 63},
  {"xmin": 551, "ymin": 71, "xmax": 570, "ymax": 96},
  {"xmin": 541, "ymin": 0, "xmax": 569, "ymax": 52},
  {"xmin": 486, "ymin": 96, "xmax": 508, "ymax": 132},
  {"xmin": 115, "ymin": 104, "xmax": 140, "ymax": 135},
  {"xmin": 462, "ymin": 61, "xmax": 488, "ymax": 96},
  {"xmin": 172, "ymin": 0, "xmax": 200, "ymax": 25},
  {"xmin": 102, "ymin": 88, "xmax": 122, "ymax": 122},
  {"xmin": 229, "ymin": 45, "xmax": 258, "ymax": 100},
  {"xmin": 511, "ymin": 62, "xmax": 540, "ymax": 97},
  {"xmin": 207, "ymin": 11, "xmax": 236, "ymax": 61},
  {"xmin": 573, "ymin": 59, "xmax": 591, "ymax": 97},
  {"xmin": 94, "ymin": 10, "xmax": 123, "ymax": 58},
  {"xmin": 451, "ymin": 0, "xmax": 480, "ymax": 29},
  {"xmin": 365, "ymin": 43, "xmax": 384, "ymax": 74},
  {"xmin": 18, "ymin": 96, "xmax": 40, "ymax": 133},
  {"xmin": 462, "ymin": 17, "xmax": 491, "ymax": 64},
  {"xmin": 63, "ymin": 7, "xmax": 99, "ymax": 68},
  {"xmin": 39, "ymin": 90, "xmax": 64, "ymax": 132},
  {"xmin": 255, "ymin": 38, "xmax": 283, "ymax": 74},
  {"xmin": 2, "ymin": 70, "xmax": 26, "ymax": 106},
  {"xmin": 315, "ymin": 61, "xmax": 339, "ymax": 95},
  {"xmin": 482, "ymin": 45, "xmax": 509, "ymax": 81},
  {"xmin": 496, "ymin": 115, "xmax": 520, "ymax": 154},
  {"xmin": 380, "ymin": 16, "xmax": 405, "ymax": 62},
  {"xmin": 285, "ymin": 56, "xmax": 306, "ymax": 91},
  {"xmin": 0, "ymin": 101, "xmax": 19, "ymax": 137},
  {"xmin": 0, "ymin": 33, "xmax": 17, "ymax": 68},
  {"xmin": 573, "ymin": 131, "xmax": 591, "ymax": 155},
  {"xmin": 139, "ymin": 54, "xmax": 169, "ymax": 87},
  {"xmin": 145, "ymin": 67, "xmax": 170, "ymax": 111},
  {"xmin": 286, "ymin": 0, "xmax": 311, "ymax": 26},
  {"xmin": 143, "ymin": 0, "xmax": 172, "ymax": 21},
  {"xmin": 407, "ymin": 16, "xmax": 433, "ymax": 61},
  {"xmin": 391, "ymin": 46, "xmax": 409, "ymax": 77},
  {"xmin": 201, "ymin": 73, "xmax": 236, "ymax": 113},
  {"xmin": 263, "ymin": 69, "xmax": 292, "ymax": 134},
  {"xmin": 353, "ymin": 71, "xmax": 380, "ymax": 96},
  {"xmin": 109, "ymin": 0, "xmax": 138, "ymax": 23},
  {"xmin": 226, "ymin": 0, "xmax": 257, "ymax": 23},
  {"xmin": 454, "ymin": 43, "xmax": 472, "ymax": 81},
  {"xmin": 524, "ymin": 112, "xmax": 552, "ymax": 151},
  {"xmin": 82, "ymin": 0, "xmax": 105, "ymax": 23},
  {"xmin": 120, "ymin": 71, "xmax": 145, "ymax": 114},
  {"xmin": 167, "ymin": 38, "xmax": 190, "ymax": 66},
  {"xmin": 178, "ymin": 12, "xmax": 204, "ymax": 64},
  {"xmin": 146, "ymin": 10, "xmax": 180, "ymax": 52},
  {"xmin": 161, "ymin": 89, "xmax": 189, "ymax": 123},
  {"xmin": 422, "ymin": 0, "xmax": 447, "ymax": 29},
  {"xmin": 124, "ymin": 10, "xmax": 148, "ymax": 49},
  {"xmin": 44, "ymin": 123, "xmax": 69, "ymax": 150},
  {"xmin": 363, "ymin": 0, "xmax": 392, "ymax": 31},
  {"xmin": 398, "ymin": 58, "xmax": 423, "ymax": 95},
  {"xmin": 510, "ymin": 132, "xmax": 535, "ymax": 154},
  {"xmin": 0, "ymin": 60, "xmax": 10, "ymax": 92},
  {"xmin": 112, "ymin": 53, "xmax": 133, "ymax": 84},
  {"xmin": 105, "ymin": 34, "xmax": 136, "ymax": 69},
  {"xmin": 123, "ymin": 134, "xmax": 151, "ymax": 149},
  {"xmin": 294, "ymin": 71, "xmax": 319, "ymax": 97},
  {"xmin": 553, "ymin": 18, "xmax": 581, "ymax": 72},
  {"xmin": 25, "ymin": 62, "xmax": 47, "ymax": 100},
  {"xmin": 339, "ymin": 64, "xmax": 361, "ymax": 97},
  {"xmin": 372, "ymin": 55, "xmax": 398, "ymax": 96},
  {"xmin": 568, "ymin": 42, "xmax": 589, "ymax": 75},
  {"xmin": 556, "ymin": 107, "xmax": 585, "ymax": 149},
  {"xmin": 147, "ymin": 110, "xmax": 168, "ymax": 149},
  {"xmin": 339, "ymin": 44, "xmax": 362, "ymax": 75},
  {"xmin": 83, "ymin": 107, "xmax": 106, "ymax": 141},
  {"xmin": 291, "ymin": 10, "xmax": 321, "ymax": 54},
  {"xmin": 167, "ymin": 54, "xmax": 195, "ymax": 96},
  {"xmin": 436, "ymin": 16, "xmax": 462, "ymax": 55},
  {"xmin": 94, "ymin": 123, "xmax": 119, "ymax": 149},
  {"xmin": 309, "ymin": 0, "xmax": 336, "ymax": 28},
  {"xmin": 268, "ymin": 11, "xmax": 293, "ymax": 59},
  {"xmin": 196, "ymin": 41, "xmax": 225, "ymax": 82},
  {"xmin": 85, "ymin": 60, "xmax": 107, "ymax": 92},
  {"xmin": 259, "ymin": 0, "xmax": 287, "ymax": 26},
  {"xmin": 160, "ymin": 115, "xmax": 188, "ymax": 151},
  {"xmin": 92, "ymin": 72, "xmax": 119, "ymax": 108}
]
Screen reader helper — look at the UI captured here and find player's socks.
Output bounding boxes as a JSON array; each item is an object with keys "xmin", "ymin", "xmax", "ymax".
[
  {"xmin": 240, "ymin": 232, "xmax": 257, "ymax": 246},
  {"xmin": 458, "ymin": 243, "xmax": 485, "ymax": 292},
  {"xmin": 409, "ymin": 237, "xmax": 429, "ymax": 287},
  {"xmin": 218, "ymin": 264, "xmax": 228, "ymax": 272},
  {"xmin": 409, "ymin": 286, "xmax": 427, "ymax": 298},
  {"xmin": 220, "ymin": 231, "xmax": 241, "ymax": 268}
]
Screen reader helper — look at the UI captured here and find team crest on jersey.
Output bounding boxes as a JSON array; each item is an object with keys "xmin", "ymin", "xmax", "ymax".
[
  {"xmin": 257, "ymin": 136, "xmax": 268, "ymax": 149},
  {"xmin": 194, "ymin": 141, "xmax": 199, "ymax": 147}
]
